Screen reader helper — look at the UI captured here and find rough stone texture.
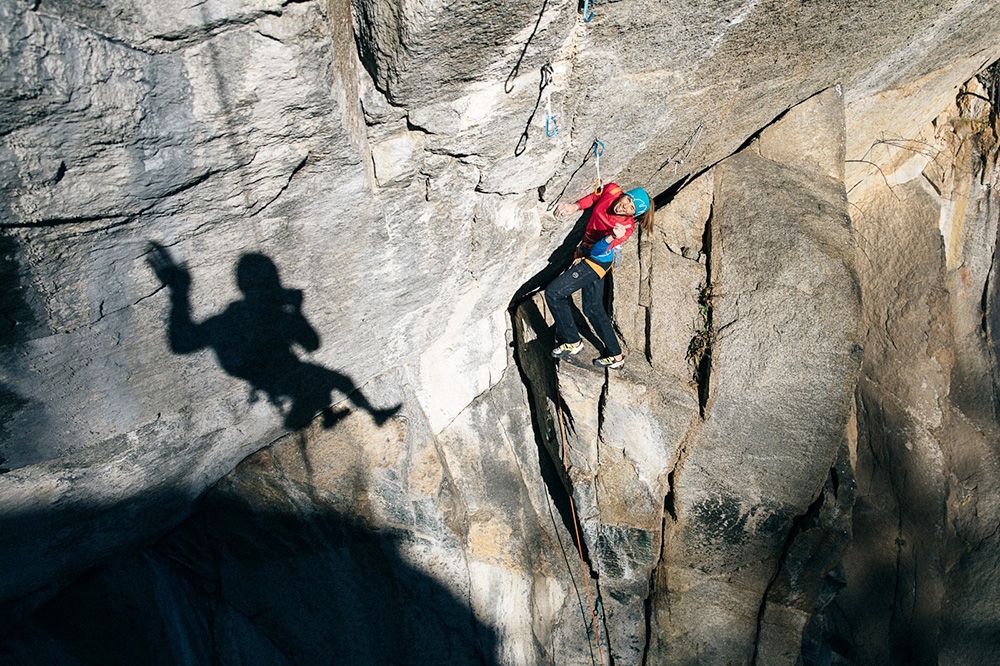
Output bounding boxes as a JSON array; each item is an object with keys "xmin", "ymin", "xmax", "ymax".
[
  {"xmin": 832, "ymin": 69, "xmax": 1000, "ymax": 666},
  {"xmin": 648, "ymin": 88, "xmax": 863, "ymax": 664},
  {"xmin": 3, "ymin": 0, "xmax": 1000, "ymax": 663}
]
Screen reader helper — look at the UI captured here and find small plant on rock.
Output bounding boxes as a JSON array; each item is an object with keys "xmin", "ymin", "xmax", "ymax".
[{"xmin": 687, "ymin": 285, "xmax": 715, "ymax": 385}]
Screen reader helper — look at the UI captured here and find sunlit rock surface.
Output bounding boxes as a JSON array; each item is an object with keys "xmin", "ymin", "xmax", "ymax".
[{"xmin": 3, "ymin": 0, "xmax": 1000, "ymax": 663}]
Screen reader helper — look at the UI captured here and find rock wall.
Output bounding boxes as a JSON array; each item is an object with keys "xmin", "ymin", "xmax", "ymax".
[
  {"xmin": 3, "ymin": 0, "xmax": 1000, "ymax": 663},
  {"xmin": 833, "ymin": 68, "xmax": 1000, "ymax": 666}
]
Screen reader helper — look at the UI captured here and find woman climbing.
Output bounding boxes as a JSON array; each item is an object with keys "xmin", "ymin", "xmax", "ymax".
[{"xmin": 545, "ymin": 183, "xmax": 654, "ymax": 369}]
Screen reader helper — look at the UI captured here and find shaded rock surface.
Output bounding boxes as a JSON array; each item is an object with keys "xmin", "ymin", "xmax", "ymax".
[{"xmin": 2, "ymin": 0, "xmax": 1000, "ymax": 664}]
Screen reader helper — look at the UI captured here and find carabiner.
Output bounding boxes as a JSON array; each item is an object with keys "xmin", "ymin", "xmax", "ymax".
[{"xmin": 546, "ymin": 115, "xmax": 559, "ymax": 137}]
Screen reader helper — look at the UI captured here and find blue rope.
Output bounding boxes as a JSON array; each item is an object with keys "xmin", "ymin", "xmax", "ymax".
[{"xmin": 582, "ymin": 0, "xmax": 595, "ymax": 22}]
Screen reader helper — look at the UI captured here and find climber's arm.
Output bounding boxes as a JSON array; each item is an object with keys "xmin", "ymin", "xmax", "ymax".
[{"xmin": 146, "ymin": 243, "xmax": 205, "ymax": 354}]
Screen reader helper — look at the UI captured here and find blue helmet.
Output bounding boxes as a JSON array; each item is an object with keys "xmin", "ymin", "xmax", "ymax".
[{"xmin": 626, "ymin": 187, "xmax": 650, "ymax": 216}]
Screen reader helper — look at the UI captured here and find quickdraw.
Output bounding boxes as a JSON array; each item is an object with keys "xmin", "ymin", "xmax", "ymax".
[
  {"xmin": 542, "ymin": 64, "xmax": 558, "ymax": 137},
  {"xmin": 592, "ymin": 139, "xmax": 604, "ymax": 195},
  {"xmin": 515, "ymin": 64, "xmax": 556, "ymax": 156},
  {"xmin": 543, "ymin": 139, "xmax": 607, "ymax": 211},
  {"xmin": 581, "ymin": 0, "xmax": 595, "ymax": 22}
]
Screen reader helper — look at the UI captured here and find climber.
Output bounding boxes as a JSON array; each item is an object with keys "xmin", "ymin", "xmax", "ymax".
[{"xmin": 545, "ymin": 183, "xmax": 654, "ymax": 369}]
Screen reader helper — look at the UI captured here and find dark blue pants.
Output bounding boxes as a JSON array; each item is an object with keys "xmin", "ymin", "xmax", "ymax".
[{"xmin": 544, "ymin": 261, "xmax": 622, "ymax": 357}]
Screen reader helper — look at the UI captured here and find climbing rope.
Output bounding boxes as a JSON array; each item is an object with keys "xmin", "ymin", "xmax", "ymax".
[
  {"xmin": 581, "ymin": 0, "xmax": 595, "ymax": 22},
  {"xmin": 557, "ymin": 398, "xmax": 607, "ymax": 666},
  {"xmin": 592, "ymin": 139, "xmax": 604, "ymax": 195},
  {"xmin": 657, "ymin": 122, "xmax": 705, "ymax": 173},
  {"xmin": 544, "ymin": 138, "xmax": 605, "ymax": 212},
  {"xmin": 505, "ymin": 0, "xmax": 550, "ymax": 94}
]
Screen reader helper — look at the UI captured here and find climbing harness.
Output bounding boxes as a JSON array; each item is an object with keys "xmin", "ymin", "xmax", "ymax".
[
  {"xmin": 592, "ymin": 139, "xmax": 604, "ymax": 195},
  {"xmin": 515, "ymin": 63, "xmax": 556, "ymax": 156},
  {"xmin": 557, "ymin": 398, "xmax": 607, "ymax": 666},
  {"xmin": 658, "ymin": 122, "xmax": 705, "ymax": 173},
  {"xmin": 543, "ymin": 64, "xmax": 558, "ymax": 137},
  {"xmin": 581, "ymin": 0, "xmax": 595, "ymax": 22}
]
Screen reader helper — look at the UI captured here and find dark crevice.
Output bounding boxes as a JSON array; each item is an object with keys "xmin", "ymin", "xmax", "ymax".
[
  {"xmin": 640, "ymin": 569, "xmax": 655, "ymax": 666},
  {"xmin": 664, "ymin": 469, "xmax": 678, "ymax": 522},
  {"xmin": 508, "ymin": 278, "xmax": 606, "ymax": 654},
  {"xmin": 404, "ymin": 117, "xmax": 435, "ymax": 135},
  {"xmin": 510, "ymin": 210, "xmax": 591, "ymax": 304},
  {"xmin": 251, "ymin": 154, "xmax": 309, "ymax": 216},
  {"xmin": 643, "ymin": 306, "xmax": 652, "ymax": 364},
  {"xmin": 597, "ymin": 372, "xmax": 610, "ymax": 439},
  {"xmin": 154, "ymin": 168, "xmax": 217, "ymax": 201},
  {"xmin": 0, "ymin": 213, "xmax": 131, "ymax": 230},
  {"xmin": 507, "ymin": 297, "xmax": 579, "ymax": 554},
  {"xmin": 690, "ymin": 204, "xmax": 714, "ymax": 417},
  {"xmin": 640, "ymin": 492, "xmax": 672, "ymax": 666},
  {"xmin": 751, "ymin": 479, "xmax": 829, "ymax": 665}
]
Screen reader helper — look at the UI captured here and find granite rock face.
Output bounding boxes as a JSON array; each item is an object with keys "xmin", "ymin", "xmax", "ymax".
[{"xmin": 3, "ymin": 0, "xmax": 1000, "ymax": 663}]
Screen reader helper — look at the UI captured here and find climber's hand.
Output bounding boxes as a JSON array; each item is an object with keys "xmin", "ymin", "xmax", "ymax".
[
  {"xmin": 555, "ymin": 202, "xmax": 580, "ymax": 217},
  {"xmin": 146, "ymin": 242, "xmax": 190, "ymax": 292}
]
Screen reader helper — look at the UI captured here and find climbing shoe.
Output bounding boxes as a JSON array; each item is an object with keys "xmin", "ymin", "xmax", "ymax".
[
  {"xmin": 551, "ymin": 340, "xmax": 584, "ymax": 358},
  {"xmin": 593, "ymin": 354, "xmax": 625, "ymax": 369}
]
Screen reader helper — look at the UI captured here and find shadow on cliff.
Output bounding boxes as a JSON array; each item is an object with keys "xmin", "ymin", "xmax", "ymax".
[
  {"xmin": 146, "ymin": 243, "xmax": 400, "ymax": 430},
  {"xmin": 0, "ymin": 483, "xmax": 501, "ymax": 666}
]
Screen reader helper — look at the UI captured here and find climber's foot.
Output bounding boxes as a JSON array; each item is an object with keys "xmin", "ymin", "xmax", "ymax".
[
  {"xmin": 593, "ymin": 354, "xmax": 624, "ymax": 369},
  {"xmin": 551, "ymin": 340, "xmax": 584, "ymax": 358}
]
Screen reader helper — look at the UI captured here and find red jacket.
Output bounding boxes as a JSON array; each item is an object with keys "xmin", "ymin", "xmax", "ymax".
[{"xmin": 576, "ymin": 183, "xmax": 635, "ymax": 254}]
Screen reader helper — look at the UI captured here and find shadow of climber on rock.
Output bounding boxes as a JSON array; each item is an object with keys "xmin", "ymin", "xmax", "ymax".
[{"xmin": 147, "ymin": 243, "xmax": 400, "ymax": 430}]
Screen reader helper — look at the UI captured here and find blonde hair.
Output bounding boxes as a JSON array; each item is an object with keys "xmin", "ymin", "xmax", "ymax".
[{"xmin": 637, "ymin": 200, "xmax": 655, "ymax": 234}]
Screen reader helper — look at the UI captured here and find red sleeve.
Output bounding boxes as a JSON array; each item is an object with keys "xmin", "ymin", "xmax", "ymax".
[
  {"xmin": 576, "ymin": 190, "xmax": 601, "ymax": 210},
  {"xmin": 605, "ymin": 220, "xmax": 635, "ymax": 251}
]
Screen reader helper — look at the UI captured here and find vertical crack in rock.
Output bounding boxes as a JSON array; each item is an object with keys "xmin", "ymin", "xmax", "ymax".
[
  {"xmin": 690, "ymin": 203, "xmax": 715, "ymax": 417},
  {"xmin": 508, "ymin": 296, "xmax": 585, "ymax": 556},
  {"xmin": 750, "ymin": 477, "xmax": 829, "ymax": 666},
  {"xmin": 510, "ymin": 293, "xmax": 615, "ymax": 661},
  {"xmin": 640, "ymin": 493, "xmax": 672, "ymax": 666}
]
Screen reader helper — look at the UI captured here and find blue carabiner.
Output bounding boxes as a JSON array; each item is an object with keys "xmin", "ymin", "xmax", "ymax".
[
  {"xmin": 582, "ymin": 0, "xmax": 595, "ymax": 22},
  {"xmin": 592, "ymin": 139, "xmax": 604, "ymax": 157},
  {"xmin": 546, "ymin": 115, "xmax": 559, "ymax": 137}
]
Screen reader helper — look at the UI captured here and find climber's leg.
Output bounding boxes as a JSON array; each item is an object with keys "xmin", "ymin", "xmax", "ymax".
[
  {"xmin": 581, "ymin": 276, "xmax": 622, "ymax": 357},
  {"xmin": 544, "ymin": 262, "xmax": 601, "ymax": 346}
]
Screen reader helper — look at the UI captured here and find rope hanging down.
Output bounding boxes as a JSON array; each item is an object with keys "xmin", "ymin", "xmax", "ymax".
[{"xmin": 505, "ymin": 0, "xmax": 550, "ymax": 94}]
